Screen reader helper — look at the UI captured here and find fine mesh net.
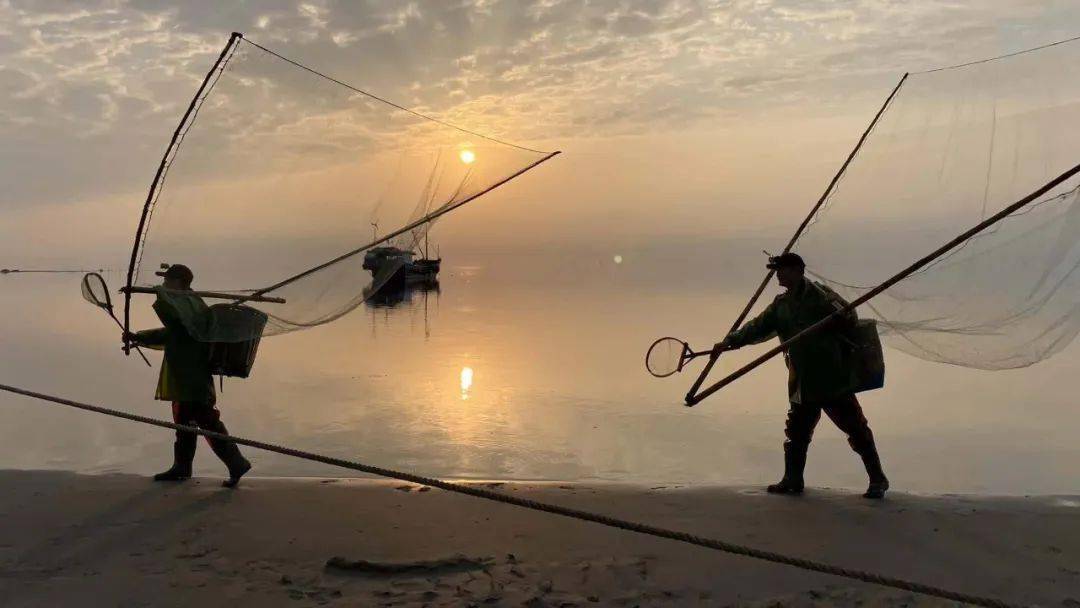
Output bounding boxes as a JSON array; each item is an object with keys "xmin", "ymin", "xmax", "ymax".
[
  {"xmin": 646, "ymin": 337, "xmax": 687, "ymax": 378},
  {"xmin": 795, "ymin": 39, "xmax": 1080, "ymax": 370},
  {"xmin": 128, "ymin": 37, "xmax": 555, "ymax": 340},
  {"xmin": 81, "ymin": 272, "xmax": 112, "ymax": 311},
  {"xmin": 383, "ymin": 150, "xmax": 452, "ymax": 254}
]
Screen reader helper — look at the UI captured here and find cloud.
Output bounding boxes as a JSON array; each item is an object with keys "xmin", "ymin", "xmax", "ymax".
[{"xmin": 1, "ymin": 0, "xmax": 1079, "ymax": 212}]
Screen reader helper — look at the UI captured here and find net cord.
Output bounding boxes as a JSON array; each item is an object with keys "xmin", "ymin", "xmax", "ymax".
[
  {"xmin": 1, "ymin": 268, "xmax": 113, "ymax": 274},
  {"xmin": 240, "ymin": 39, "xmax": 551, "ymax": 155},
  {"xmin": 687, "ymin": 161, "xmax": 1080, "ymax": 405},
  {"xmin": 914, "ymin": 33, "xmax": 1080, "ymax": 74}
]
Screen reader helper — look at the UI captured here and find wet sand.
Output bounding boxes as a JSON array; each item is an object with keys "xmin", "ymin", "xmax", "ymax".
[{"xmin": 1, "ymin": 470, "xmax": 1077, "ymax": 607}]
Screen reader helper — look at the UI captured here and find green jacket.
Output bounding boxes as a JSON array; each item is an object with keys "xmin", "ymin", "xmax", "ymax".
[
  {"xmin": 135, "ymin": 291, "xmax": 216, "ymax": 405},
  {"xmin": 726, "ymin": 278, "xmax": 856, "ymax": 404}
]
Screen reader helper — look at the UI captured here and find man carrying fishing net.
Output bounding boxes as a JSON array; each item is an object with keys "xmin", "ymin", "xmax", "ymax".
[
  {"xmin": 717, "ymin": 253, "xmax": 889, "ymax": 499},
  {"xmin": 124, "ymin": 264, "xmax": 252, "ymax": 488}
]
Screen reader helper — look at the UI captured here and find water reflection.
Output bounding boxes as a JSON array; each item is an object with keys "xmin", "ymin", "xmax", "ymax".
[
  {"xmin": 364, "ymin": 278, "xmax": 441, "ymax": 340},
  {"xmin": 364, "ymin": 278, "xmax": 440, "ymax": 309},
  {"xmin": 1, "ymin": 259, "xmax": 1079, "ymax": 494},
  {"xmin": 460, "ymin": 366, "xmax": 474, "ymax": 400}
]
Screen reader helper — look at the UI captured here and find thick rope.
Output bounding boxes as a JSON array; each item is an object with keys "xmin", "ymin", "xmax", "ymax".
[{"xmin": 0, "ymin": 382, "xmax": 1025, "ymax": 608}]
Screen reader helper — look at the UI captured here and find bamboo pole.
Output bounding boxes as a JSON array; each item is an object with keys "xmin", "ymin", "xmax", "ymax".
[
  {"xmin": 686, "ymin": 73, "xmax": 910, "ymax": 403},
  {"xmin": 123, "ymin": 32, "xmax": 244, "ymax": 355},
  {"xmin": 122, "ymin": 285, "xmax": 285, "ymax": 304},
  {"xmin": 686, "ymin": 162, "xmax": 1080, "ymax": 406}
]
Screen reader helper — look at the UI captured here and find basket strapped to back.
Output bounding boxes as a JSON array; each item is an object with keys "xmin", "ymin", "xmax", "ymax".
[
  {"xmin": 206, "ymin": 304, "xmax": 268, "ymax": 378},
  {"xmin": 850, "ymin": 319, "xmax": 885, "ymax": 393},
  {"xmin": 811, "ymin": 281, "xmax": 885, "ymax": 394}
]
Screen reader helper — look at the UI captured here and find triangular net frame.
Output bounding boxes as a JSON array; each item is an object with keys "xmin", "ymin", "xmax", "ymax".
[
  {"xmin": 688, "ymin": 36, "xmax": 1080, "ymax": 403},
  {"xmin": 123, "ymin": 34, "xmax": 558, "ymax": 344},
  {"xmin": 81, "ymin": 272, "xmax": 113, "ymax": 311}
]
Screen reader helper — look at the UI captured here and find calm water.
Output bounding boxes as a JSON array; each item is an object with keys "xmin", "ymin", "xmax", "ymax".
[{"xmin": 1, "ymin": 252, "xmax": 1078, "ymax": 495}]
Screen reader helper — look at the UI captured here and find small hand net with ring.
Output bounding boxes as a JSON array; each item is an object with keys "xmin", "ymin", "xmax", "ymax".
[{"xmin": 645, "ymin": 337, "xmax": 690, "ymax": 378}]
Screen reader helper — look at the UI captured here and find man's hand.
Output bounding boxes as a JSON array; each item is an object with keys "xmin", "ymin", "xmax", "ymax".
[
  {"xmin": 712, "ymin": 339, "xmax": 734, "ymax": 355},
  {"xmin": 122, "ymin": 331, "xmax": 140, "ymax": 345}
]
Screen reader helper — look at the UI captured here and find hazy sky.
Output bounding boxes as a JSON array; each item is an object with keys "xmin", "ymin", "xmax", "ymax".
[{"xmin": 4, "ymin": 0, "xmax": 1080, "ymax": 267}]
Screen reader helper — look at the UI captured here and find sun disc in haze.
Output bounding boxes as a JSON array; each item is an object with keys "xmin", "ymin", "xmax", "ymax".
[{"xmin": 459, "ymin": 149, "xmax": 476, "ymax": 164}]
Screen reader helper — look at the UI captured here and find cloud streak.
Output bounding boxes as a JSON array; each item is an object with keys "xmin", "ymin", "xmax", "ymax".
[{"xmin": 1, "ymin": 0, "xmax": 1079, "ymax": 210}]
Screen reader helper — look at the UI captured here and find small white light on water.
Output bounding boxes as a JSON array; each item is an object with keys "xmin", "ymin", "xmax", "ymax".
[{"xmin": 613, "ymin": 255, "xmax": 623, "ymax": 264}]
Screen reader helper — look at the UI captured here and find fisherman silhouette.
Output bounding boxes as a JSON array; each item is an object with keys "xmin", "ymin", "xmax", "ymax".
[
  {"xmin": 717, "ymin": 253, "xmax": 889, "ymax": 499},
  {"xmin": 124, "ymin": 264, "xmax": 252, "ymax": 488}
]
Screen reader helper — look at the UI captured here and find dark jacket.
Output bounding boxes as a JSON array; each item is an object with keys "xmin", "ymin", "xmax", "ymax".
[
  {"xmin": 726, "ymin": 278, "xmax": 856, "ymax": 403},
  {"xmin": 135, "ymin": 292, "xmax": 216, "ymax": 405}
]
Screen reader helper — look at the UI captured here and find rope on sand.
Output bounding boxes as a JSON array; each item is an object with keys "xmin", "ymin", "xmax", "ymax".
[{"xmin": 0, "ymin": 382, "xmax": 1026, "ymax": 608}]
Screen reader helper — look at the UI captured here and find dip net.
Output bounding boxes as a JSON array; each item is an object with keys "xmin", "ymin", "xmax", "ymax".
[
  {"xmin": 124, "ymin": 35, "xmax": 557, "ymax": 341},
  {"xmin": 794, "ymin": 38, "xmax": 1080, "ymax": 370}
]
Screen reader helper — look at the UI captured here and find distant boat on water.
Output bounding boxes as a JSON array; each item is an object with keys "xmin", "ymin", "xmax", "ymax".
[
  {"xmin": 364, "ymin": 149, "xmax": 453, "ymax": 290},
  {"xmin": 362, "ymin": 233, "xmax": 440, "ymax": 289},
  {"xmin": 406, "ymin": 255, "xmax": 441, "ymax": 284}
]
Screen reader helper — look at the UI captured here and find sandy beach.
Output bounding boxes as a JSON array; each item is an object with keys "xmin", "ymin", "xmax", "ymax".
[{"xmin": 1, "ymin": 470, "xmax": 1077, "ymax": 607}]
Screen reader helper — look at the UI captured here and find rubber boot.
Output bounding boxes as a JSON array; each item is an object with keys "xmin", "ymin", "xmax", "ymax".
[
  {"xmin": 154, "ymin": 436, "xmax": 195, "ymax": 482},
  {"xmin": 860, "ymin": 449, "xmax": 889, "ymax": 499},
  {"xmin": 203, "ymin": 420, "xmax": 251, "ymax": 488},
  {"xmin": 221, "ymin": 457, "xmax": 251, "ymax": 489},
  {"xmin": 767, "ymin": 444, "xmax": 806, "ymax": 495}
]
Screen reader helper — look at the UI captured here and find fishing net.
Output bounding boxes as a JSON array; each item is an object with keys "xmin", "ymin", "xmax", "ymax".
[
  {"xmin": 795, "ymin": 39, "xmax": 1080, "ymax": 370},
  {"xmin": 125, "ymin": 36, "xmax": 556, "ymax": 341},
  {"xmin": 81, "ymin": 272, "xmax": 113, "ymax": 312},
  {"xmin": 646, "ymin": 337, "xmax": 689, "ymax": 378}
]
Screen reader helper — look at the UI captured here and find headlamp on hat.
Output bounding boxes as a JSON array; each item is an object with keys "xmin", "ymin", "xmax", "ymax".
[
  {"xmin": 766, "ymin": 252, "xmax": 805, "ymax": 271},
  {"xmin": 155, "ymin": 263, "xmax": 194, "ymax": 286}
]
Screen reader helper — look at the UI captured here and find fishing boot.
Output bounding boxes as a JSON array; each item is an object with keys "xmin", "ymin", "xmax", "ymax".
[
  {"xmin": 154, "ymin": 436, "xmax": 195, "ymax": 482},
  {"xmin": 203, "ymin": 420, "xmax": 251, "ymax": 488},
  {"xmin": 767, "ymin": 444, "xmax": 806, "ymax": 495},
  {"xmin": 859, "ymin": 449, "xmax": 889, "ymax": 499},
  {"xmin": 221, "ymin": 457, "xmax": 252, "ymax": 489}
]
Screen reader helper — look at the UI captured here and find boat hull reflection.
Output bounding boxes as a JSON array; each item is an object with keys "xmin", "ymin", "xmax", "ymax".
[{"xmin": 366, "ymin": 278, "xmax": 440, "ymax": 308}]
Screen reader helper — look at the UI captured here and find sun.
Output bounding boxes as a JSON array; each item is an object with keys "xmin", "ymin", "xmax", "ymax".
[{"xmin": 459, "ymin": 149, "xmax": 476, "ymax": 164}]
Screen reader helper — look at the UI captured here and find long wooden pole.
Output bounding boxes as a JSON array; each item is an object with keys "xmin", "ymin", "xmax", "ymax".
[
  {"xmin": 121, "ymin": 286, "xmax": 285, "ymax": 304},
  {"xmin": 685, "ymin": 73, "xmax": 909, "ymax": 403},
  {"xmin": 123, "ymin": 32, "xmax": 244, "ymax": 355},
  {"xmin": 686, "ymin": 162, "xmax": 1080, "ymax": 406}
]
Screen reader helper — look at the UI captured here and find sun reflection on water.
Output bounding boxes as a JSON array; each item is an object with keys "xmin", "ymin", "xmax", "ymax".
[{"xmin": 460, "ymin": 366, "xmax": 474, "ymax": 400}]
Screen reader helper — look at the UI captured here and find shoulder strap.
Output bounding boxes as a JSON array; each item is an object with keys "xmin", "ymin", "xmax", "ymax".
[{"xmin": 812, "ymin": 280, "xmax": 852, "ymax": 307}]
